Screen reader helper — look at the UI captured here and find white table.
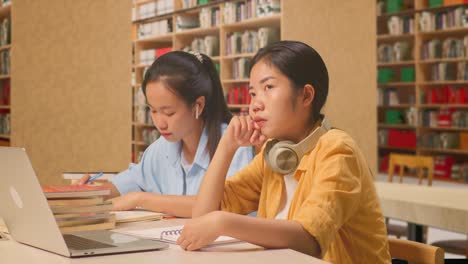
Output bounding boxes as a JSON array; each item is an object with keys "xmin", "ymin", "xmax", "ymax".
[
  {"xmin": 375, "ymin": 182, "xmax": 468, "ymax": 241},
  {"xmin": 0, "ymin": 218, "xmax": 329, "ymax": 264}
]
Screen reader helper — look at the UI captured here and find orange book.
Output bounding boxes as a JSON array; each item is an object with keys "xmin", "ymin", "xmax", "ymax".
[{"xmin": 42, "ymin": 185, "xmax": 111, "ymax": 199}]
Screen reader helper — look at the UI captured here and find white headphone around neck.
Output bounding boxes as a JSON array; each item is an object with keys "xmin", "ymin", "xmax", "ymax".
[{"xmin": 264, "ymin": 117, "xmax": 332, "ymax": 174}]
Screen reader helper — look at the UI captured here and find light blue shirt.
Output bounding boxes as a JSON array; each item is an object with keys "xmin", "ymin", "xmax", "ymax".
[{"xmin": 110, "ymin": 124, "xmax": 255, "ymax": 195}]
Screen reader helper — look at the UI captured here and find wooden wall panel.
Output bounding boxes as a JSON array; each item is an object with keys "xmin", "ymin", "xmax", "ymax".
[
  {"xmin": 11, "ymin": 0, "xmax": 132, "ymax": 185},
  {"xmin": 282, "ymin": 0, "xmax": 377, "ymax": 173}
]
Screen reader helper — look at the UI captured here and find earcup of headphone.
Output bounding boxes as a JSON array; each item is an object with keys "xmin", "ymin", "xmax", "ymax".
[{"xmin": 265, "ymin": 140, "xmax": 299, "ymax": 175}]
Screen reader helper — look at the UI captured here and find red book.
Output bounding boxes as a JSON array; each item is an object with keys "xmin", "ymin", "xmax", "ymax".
[
  {"xmin": 42, "ymin": 185, "xmax": 111, "ymax": 199},
  {"xmin": 156, "ymin": 47, "xmax": 173, "ymax": 58},
  {"xmin": 234, "ymin": 87, "xmax": 240, "ymax": 104}
]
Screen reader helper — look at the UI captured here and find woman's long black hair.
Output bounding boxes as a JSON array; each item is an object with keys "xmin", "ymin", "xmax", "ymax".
[{"xmin": 142, "ymin": 51, "xmax": 232, "ymax": 159}]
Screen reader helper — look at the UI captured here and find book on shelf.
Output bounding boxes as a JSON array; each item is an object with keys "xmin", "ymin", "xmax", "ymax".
[
  {"xmin": 138, "ymin": 19, "xmax": 172, "ymax": 40},
  {"xmin": 42, "ymin": 185, "xmax": 111, "ymax": 199},
  {"xmin": 0, "ymin": 112, "xmax": 9, "ymax": 135},
  {"xmin": 0, "ymin": 80, "xmax": 10, "ymax": 105},
  {"xmin": 226, "ymin": 84, "xmax": 250, "ymax": 105},
  {"xmin": 200, "ymin": 6, "xmax": 220, "ymax": 28},
  {"xmin": 256, "ymin": 0, "xmax": 281, "ymax": 18},
  {"xmin": 420, "ymin": 108, "xmax": 468, "ymax": 129},
  {"xmin": 181, "ymin": 36, "xmax": 219, "ymax": 57},
  {"xmin": 0, "ymin": 49, "xmax": 10, "ymax": 75},
  {"xmin": 116, "ymin": 225, "xmax": 239, "ymax": 246},
  {"xmin": 139, "ymin": 47, "xmax": 173, "ymax": 65},
  {"xmin": 176, "ymin": 16, "xmax": 200, "ymax": 31},
  {"xmin": 378, "ymin": 88, "xmax": 400, "ymax": 106},
  {"xmin": 422, "ymin": 86, "xmax": 468, "ymax": 104},
  {"xmin": 387, "ymin": 16, "xmax": 414, "ymax": 35},
  {"xmin": 0, "ymin": 17, "xmax": 10, "ymax": 46},
  {"xmin": 422, "ymin": 36, "xmax": 468, "ymax": 60},
  {"xmin": 224, "ymin": 0, "xmax": 255, "ymax": 24},
  {"xmin": 232, "ymin": 58, "xmax": 251, "ymax": 80},
  {"xmin": 378, "ymin": 41, "xmax": 412, "ymax": 63},
  {"xmin": 226, "ymin": 27, "xmax": 279, "ymax": 56},
  {"xmin": 137, "ymin": 0, "xmax": 174, "ymax": 20},
  {"xmin": 419, "ymin": 7, "xmax": 465, "ymax": 32}
]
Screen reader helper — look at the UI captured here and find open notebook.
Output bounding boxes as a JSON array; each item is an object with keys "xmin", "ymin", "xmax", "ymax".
[{"xmin": 116, "ymin": 225, "xmax": 238, "ymax": 246}]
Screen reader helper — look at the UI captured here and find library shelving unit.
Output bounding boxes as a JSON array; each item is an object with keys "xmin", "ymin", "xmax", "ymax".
[
  {"xmin": 131, "ymin": 0, "xmax": 281, "ymax": 162},
  {"xmin": 376, "ymin": 0, "xmax": 468, "ymax": 184},
  {"xmin": 0, "ymin": 0, "xmax": 10, "ymax": 147}
]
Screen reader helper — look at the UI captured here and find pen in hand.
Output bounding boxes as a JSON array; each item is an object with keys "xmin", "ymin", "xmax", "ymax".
[{"xmin": 84, "ymin": 172, "xmax": 104, "ymax": 184}]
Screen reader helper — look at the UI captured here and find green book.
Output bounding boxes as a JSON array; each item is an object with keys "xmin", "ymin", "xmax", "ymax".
[
  {"xmin": 386, "ymin": 0, "xmax": 403, "ymax": 13},
  {"xmin": 400, "ymin": 67, "xmax": 415, "ymax": 82},
  {"xmin": 378, "ymin": 69, "xmax": 394, "ymax": 84},
  {"xmin": 385, "ymin": 110, "xmax": 403, "ymax": 124}
]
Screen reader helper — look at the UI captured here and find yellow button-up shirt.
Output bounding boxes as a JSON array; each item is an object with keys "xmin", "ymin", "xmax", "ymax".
[{"xmin": 221, "ymin": 129, "xmax": 391, "ymax": 263}]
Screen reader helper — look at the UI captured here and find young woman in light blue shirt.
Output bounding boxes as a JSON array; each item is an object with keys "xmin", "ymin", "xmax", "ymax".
[{"xmin": 79, "ymin": 51, "xmax": 254, "ymax": 217}]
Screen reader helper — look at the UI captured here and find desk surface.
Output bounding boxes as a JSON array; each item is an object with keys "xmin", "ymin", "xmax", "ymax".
[
  {"xmin": 375, "ymin": 182, "xmax": 468, "ymax": 234},
  {"xmin": 0, "ymin": 218, "xmax": 328, "ymax": 264}
]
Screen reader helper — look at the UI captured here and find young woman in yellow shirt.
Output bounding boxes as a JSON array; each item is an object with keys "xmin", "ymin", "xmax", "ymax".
[{"xmin": 177, "ymin": 41, "xmax": 392, "ymax": 263}]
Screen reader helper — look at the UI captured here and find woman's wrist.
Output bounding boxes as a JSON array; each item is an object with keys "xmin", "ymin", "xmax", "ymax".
[
  {"xmin": 215, "ymin": 211, "xmax": 230, "ymax": 235},
  {"xmin": 220, "ymin": 135, "xmax": 240, "ymax": 154},
  {"xmin": 136, "ymin": 192, "xmax": 153, "ymax": 209}
]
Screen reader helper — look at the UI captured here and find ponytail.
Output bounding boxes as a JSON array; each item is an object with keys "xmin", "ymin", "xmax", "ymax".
[{"xmin": 199, "ymin": 54, "xmax": 232, "ymax": 159}]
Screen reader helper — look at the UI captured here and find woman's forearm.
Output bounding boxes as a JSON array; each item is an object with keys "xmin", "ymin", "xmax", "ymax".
[
  {"xmin": 192, "ymin": 138, "xmax": 238, "ymax": 217},
  {"xmin": 139, "ymin": 193, "xmax": 196, "ymax": 218},
  {"xmin": 221, "ymin": 212, "xmax": 321, "ymax": 257}
]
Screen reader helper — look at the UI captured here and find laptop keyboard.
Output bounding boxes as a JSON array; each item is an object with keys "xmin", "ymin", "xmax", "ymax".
[{"xmin": 63, "ymin": 234, "xmax": 116, "ymax": 251}]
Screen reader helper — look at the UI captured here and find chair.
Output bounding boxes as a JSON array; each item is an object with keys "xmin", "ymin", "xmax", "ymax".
[
  {"xmin": 431, "ymin": 237, "xmax": 468, "ymax": 258},
  {"xmin": 386, "ymin": 154, "xmax": 434, "ymax": 239},
  {"xmin": 387, "ymin": 154, "xmax": 468, "ymax": 257},
  {"xmin": 388, "ymin": 238, "xmax": 444, "ymax": 264},
  {"xmin": 388, "ymin": 154, "xmax": 434, "ymax": 186}
]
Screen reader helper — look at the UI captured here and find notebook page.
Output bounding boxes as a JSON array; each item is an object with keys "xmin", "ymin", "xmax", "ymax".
[{"xmin": 116, "ymin": 225, "xmax": 238, "ymax": 245}]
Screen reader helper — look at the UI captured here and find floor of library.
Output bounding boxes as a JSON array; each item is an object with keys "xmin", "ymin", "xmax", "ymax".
[{"xmin": 376, "ymin": 173, "xmax": 467, "ymax": 258}]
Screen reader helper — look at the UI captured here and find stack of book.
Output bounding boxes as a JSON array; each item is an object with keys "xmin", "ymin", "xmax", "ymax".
[{"xmin": 42, "ymin": 185, "xmax": 115, "ymax": 233}]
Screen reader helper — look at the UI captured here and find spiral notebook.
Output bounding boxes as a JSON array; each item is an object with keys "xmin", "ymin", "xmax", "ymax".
[{"xmin": 116, "ymin": 225, "xmax": 238, "ymax": 246}]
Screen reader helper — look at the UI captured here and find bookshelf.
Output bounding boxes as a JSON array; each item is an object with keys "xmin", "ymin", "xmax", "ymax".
[
  {"xmin": 377, "ymin": 0, "xmax": 468, "ymax": 184},
  {"xmin": 0, "ymin": 0, "xmax": 10, "ymax": 148},
  {"xmin": 131, "ymin": 0, "xmax": 281, "ymax": 162}
]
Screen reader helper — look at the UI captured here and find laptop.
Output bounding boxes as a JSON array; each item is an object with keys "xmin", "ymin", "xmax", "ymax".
[{"xmin": 0, "ymin": 147, "xmax": 168, "ymax": 257}]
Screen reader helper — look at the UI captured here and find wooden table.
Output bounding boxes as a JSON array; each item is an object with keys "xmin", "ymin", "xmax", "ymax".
[
  {"xmin": 375, "ymin": 182, "xmax": 468, "ymax": 241},
  {"xmin": 0, "ymin": 218, "xmax": 329, "ymax": 264}
]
